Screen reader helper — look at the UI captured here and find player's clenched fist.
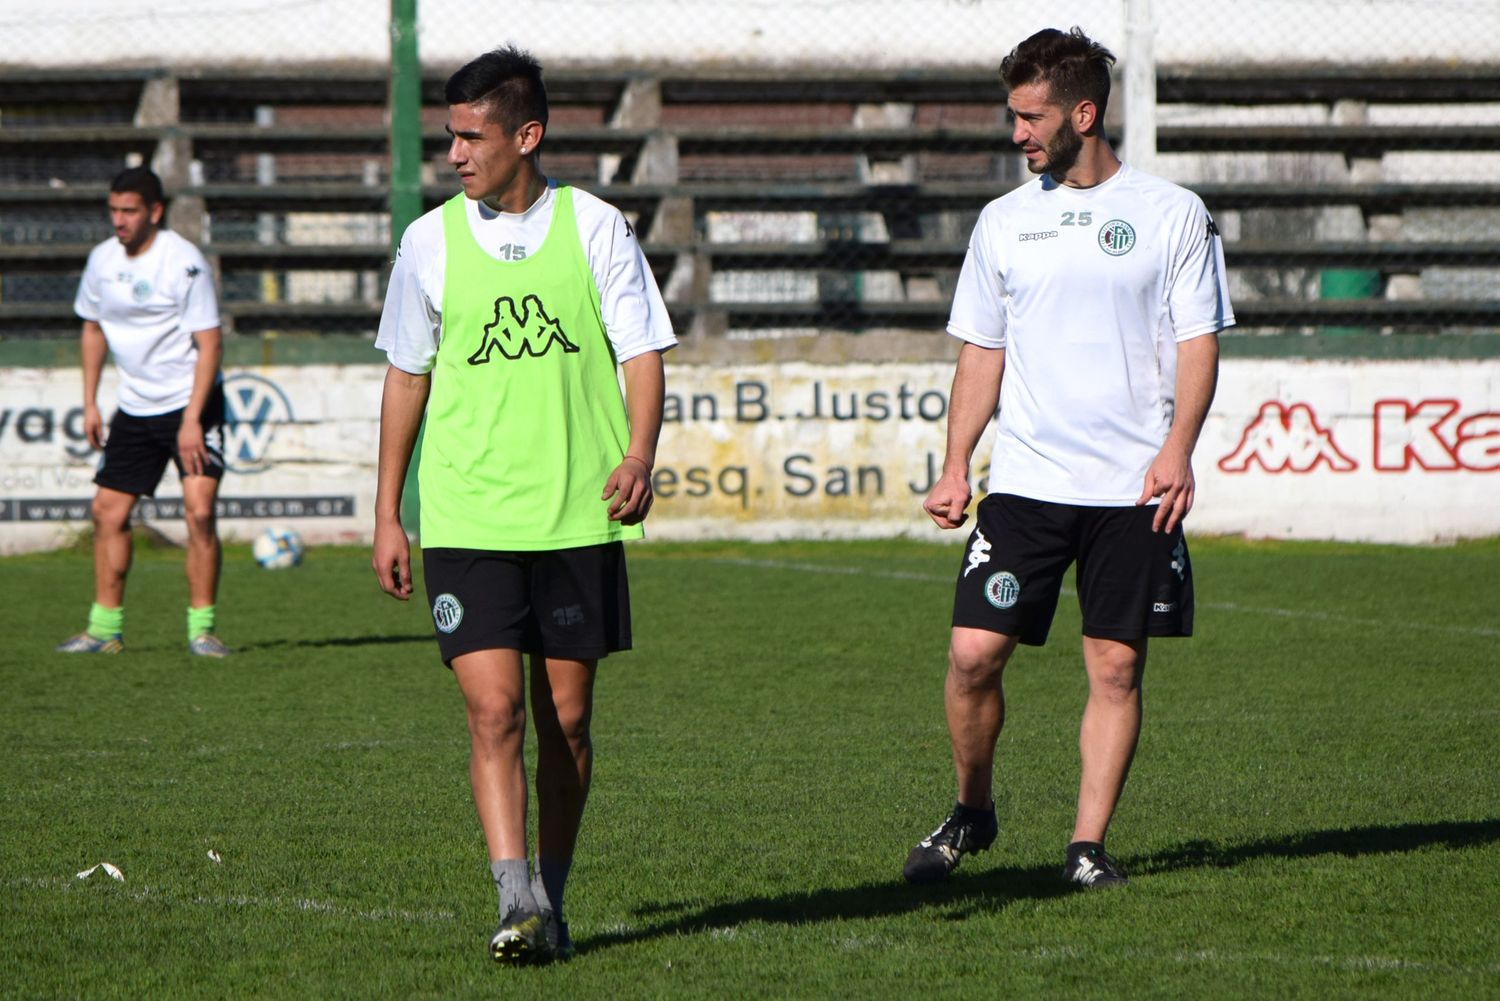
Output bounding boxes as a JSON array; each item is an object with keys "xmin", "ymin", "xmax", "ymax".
[{"xmin": 923, "ymin": 474, "xmax": 972, "ymax": 530}]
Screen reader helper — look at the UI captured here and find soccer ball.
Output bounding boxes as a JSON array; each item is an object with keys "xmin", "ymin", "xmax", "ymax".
[{"xmin": 252, "ymin": 527, "xmax": 304, "ymax": 570}]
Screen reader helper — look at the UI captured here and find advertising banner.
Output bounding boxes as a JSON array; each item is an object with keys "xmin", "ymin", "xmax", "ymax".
[
  {"xmin": 1, "ymin": 358, "xmax": 1495, "ymax": 555},
  {"xmin": 0, "ymin": 365, "xmax": 377, "ymax": 555}
]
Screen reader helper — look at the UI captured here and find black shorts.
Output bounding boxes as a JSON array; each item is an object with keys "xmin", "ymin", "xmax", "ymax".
[
  {"xmin": 421, "ymin": 542, "xmax": 632, "ymax": 664},
  {"xmin": 952, "ymin": 493, "xmax": 1193, "ymax": 646},
  {"xmin": 95, "ymin": 384, "xmax": 226, "ymax": 497}
]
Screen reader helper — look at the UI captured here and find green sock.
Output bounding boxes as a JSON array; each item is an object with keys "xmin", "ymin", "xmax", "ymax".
[
  {"xmin": 88, "ymin": 603, "xmax": 123, "ymax": 641},
  {"xmin": 187, "ymin": 605, "xmax": 216, "ymax": 641}
]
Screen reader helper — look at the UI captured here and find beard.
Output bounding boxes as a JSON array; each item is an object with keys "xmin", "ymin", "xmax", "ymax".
[{"xmin": 1028, "ymin": 122, "xmax": 1084, "ymax": 178}]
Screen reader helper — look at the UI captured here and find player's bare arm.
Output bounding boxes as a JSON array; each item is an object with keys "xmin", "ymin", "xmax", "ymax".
[
  {"xmin": 924, "ymin": 342, "xmax": 1004, "ymax": 530},
  {"xmin": 373, "ymin": 365, "xmax": 431, "ymax": 599},
  {"xmin": 603, "ymin": 349, "xmax": 665, "ymax": 525},
  {"xmin": 177, "ymin": 326, "xmax": 222, "ymax": 477},
  {"xmin": 1137, "ymin": 332, "xmax": 1220, "ymax": 533},
  {"xmin": 80, "ymin": 320, "xmax": 109, "ymax": 449}
]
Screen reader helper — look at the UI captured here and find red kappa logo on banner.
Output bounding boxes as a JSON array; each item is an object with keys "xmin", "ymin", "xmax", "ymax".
[{"xmin": 1219, "ymin": 402, "xmax": 1357, "ymax": 473}]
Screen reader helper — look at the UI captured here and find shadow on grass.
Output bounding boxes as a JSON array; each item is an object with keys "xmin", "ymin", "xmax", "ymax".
[
  {"xmin": 238, "ymin": 633, "xmax": 432, "ymax": 651},
  {"xmin": 580, "ymin": 817, "xmax": 1500, "ymax": 955},
  {"xmin": 580, "ymin": 860, "xmax": 1071, "ymax": 956},
  {"xmin": 1133, "ymin": 817, "xmax": 1500, "ymax": 874}
]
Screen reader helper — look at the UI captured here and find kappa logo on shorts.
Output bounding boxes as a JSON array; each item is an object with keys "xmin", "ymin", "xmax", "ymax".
[
  {"xmin": 432, "ymin": 593, "xmax": 465, "ymax": 634},
  {"xmin": 984, "ymin": 571, "xmax": 1021, "ymax": 609},
  {"xmin": 963, "ymin": 530, "xmax": 993, "ymax": 578}
]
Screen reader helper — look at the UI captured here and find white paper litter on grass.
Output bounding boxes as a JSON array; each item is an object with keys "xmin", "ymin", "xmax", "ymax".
[
  {"xmin": 207, "ymin": 850, "xmax": 222, "ymax": 864},
  {"xmin": 76, "ymin": 862, "xmax": 125, "ymax": 882}
]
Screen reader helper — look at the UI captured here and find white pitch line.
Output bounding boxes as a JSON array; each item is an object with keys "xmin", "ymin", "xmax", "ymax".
[
  {"xmin": 1024, "ymin": 943, "xmax": 1499, "ymax": 977},
  {"xmin": 698, "ymin": 557, "xmax": 1500, "ymax": 639},
  {"xmin": 38, "ymin": 736, "xmax": 445, "ymax": 762},
  {"xmin": 15, "ymin": 875, "xmax": 1497, "ymax": 976},
  {"xmin": 1200, "ymin": 599, "xmax": 1500, "ymax": 638},
  {"xmin": 12, "ymin": 874, "xmax": 457, "ymax": 926}
]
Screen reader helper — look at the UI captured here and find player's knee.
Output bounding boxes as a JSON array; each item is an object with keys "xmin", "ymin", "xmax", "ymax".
[
  {"xmin": 91, "ymin": 495, "xmax": 130, "ymax": 532},
  {"xmin": 1088, "ymin": 663, "xmax": 1142, "ymax": 704},
  {"xmin": 552, "ymin": 701, "xmax": 592, "ymax": 747},
  {"xmin": 182, "ymin": 503, "xmax": 216, "ymax": 538},
  {"xmin": 947, "ymin": 639, "xmax": 1007, "ymax": 692},
  {"xmin": 467, "ymin": 699, "xmax": 526, "ymax": 745},
  {"xmin": 1084, "ymin": 638, "xmax": 1145, "ymax": 703}
]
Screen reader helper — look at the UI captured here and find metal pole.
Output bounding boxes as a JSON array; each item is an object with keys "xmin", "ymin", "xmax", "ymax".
[
  {"xmin": 389, "ymin": 0, "xmax": 424, "ymax": 534},
  {"xmin": 1123, "ymin": 0, "xmax": 1157, "ymax": 174},
  {"xmin": 389, "ymin": 0, "xmax": 423, "ymax": 249}
]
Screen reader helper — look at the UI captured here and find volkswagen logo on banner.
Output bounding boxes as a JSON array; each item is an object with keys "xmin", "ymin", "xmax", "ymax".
[{"xmin": 222, "ymin": 374, "xmax": 295, "ymax": 474}]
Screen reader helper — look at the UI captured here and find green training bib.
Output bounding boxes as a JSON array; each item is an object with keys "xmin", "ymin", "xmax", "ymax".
[{"xmin": 419, "ymin": 186, "xmax": 639, "ymax": 550}]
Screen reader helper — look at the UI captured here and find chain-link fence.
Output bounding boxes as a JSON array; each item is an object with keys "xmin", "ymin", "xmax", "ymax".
[{"xmin": 2, "ymin": 0, "xmax": 1497, "ymax": 342}]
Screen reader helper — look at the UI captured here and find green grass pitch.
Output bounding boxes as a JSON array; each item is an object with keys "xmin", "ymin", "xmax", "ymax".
[{"xmin": 3, "ymin": 535, "xmax": 1497, "ymax": 999}]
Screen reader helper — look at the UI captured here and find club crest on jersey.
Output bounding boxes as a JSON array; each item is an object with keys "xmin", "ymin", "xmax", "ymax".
[
  {"xmin": 432, "ymin": 593, "xmax": 464, "ymax": 633},
  {"xmin": 131, "ymin": 279, "xmax": 153, "ymax": 302},
  {"xmin": 984, "ymin": 571, "xmax": 1020, "ymax": 609},
  {"xmin": 467, "ymin": 293, "xmax": 580, "ymax": 364},
  {"xmin": 1098, "ymin": 220, "xmax": 1136, "ymax": 256}
]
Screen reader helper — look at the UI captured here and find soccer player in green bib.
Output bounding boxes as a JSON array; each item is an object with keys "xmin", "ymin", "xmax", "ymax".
[{"xmin": 372, "ymin": 46, "xmax": 675, "ymax": 965}]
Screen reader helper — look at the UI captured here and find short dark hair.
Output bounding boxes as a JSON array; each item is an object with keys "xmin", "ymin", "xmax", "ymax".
[
  {"xmin": 109, "ymin": 166, "xmax": 165, "ymax": 206},
  {"xmin": 1001, "ymin": 27, "xmax": 1116, "ymax": 120},
  {"xmin": 445, "ymin": 45, "xmax": 548, "ymax": 132}
]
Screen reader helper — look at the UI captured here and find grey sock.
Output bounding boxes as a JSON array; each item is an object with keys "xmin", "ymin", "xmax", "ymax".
[
  {"xmin": 490, "ymin": 858, "xmax": 536, "ymax": 917},
  {"xmin": 532, "ymin": 855, "xmax": 572, "ymax": 920}
]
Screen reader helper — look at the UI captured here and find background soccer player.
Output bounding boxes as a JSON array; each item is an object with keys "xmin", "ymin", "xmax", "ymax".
[
  {"xmin": 57, "ymin": 166, "xmax": 231, "ymax": 658},
  {"xmin": 371, "ymin": 45, "xmax": 674, "ymax": 964},
  {"xmin": 903, "ymin": 27, "xmax": 1233, "ymax": 889}
]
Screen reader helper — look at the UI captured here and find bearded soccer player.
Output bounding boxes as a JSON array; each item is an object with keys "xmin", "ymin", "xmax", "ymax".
[
  {"xmin": 57, "ymin": 166, "xmax": 231, "ymax": 658},
  {"xmin": 903, "ymin": 27, "xmax": 1233, "ymax": 889},
  {"xmin": 372, "ymin": 45, "xmax": 674, "ymax": 964}
]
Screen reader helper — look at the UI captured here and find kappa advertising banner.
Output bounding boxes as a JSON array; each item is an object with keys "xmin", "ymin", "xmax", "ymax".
[
  {"xmin": 653, "ymin": 359, "xmax": 1500, "ymax": 544},
  {"xmin": 1192, "ymin": 359, "xmax": 1499, "ymax": 543},
  {"xmin": 1, "ymin": 358, "xmax": 1496, "ymax": 554}
]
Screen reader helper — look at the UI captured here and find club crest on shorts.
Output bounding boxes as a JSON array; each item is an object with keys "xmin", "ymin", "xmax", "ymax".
[
  {"xmin": 432, "ymin": 593, "xmax": 464, "ymax": 633},
  {"xmin": 984, "ymin": 571, "xmax": 1021, "ymax": 609}
]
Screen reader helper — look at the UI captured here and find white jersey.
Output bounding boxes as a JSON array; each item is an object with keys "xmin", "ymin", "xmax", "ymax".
[
  {"xmin": 376, "ymin": 180, "xmax": 677, "ymax": 373},
  {"xmin": 948, "ymin": 163, "xmax": 1234, "ymax": 505},
  {"xmin": 74, "ymin": 229, "xmax": 221, "ymax": 416}
]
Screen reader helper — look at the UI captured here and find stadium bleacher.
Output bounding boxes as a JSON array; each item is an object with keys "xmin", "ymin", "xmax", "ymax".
[{"xmin": 1, "ymin": 64, "xmax": 1497, "ymax": 342}]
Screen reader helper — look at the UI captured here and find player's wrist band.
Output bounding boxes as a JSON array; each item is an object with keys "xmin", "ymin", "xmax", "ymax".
[{"xmin": 622, "ymin": 454, "xmax": 652, "ymax": 472}]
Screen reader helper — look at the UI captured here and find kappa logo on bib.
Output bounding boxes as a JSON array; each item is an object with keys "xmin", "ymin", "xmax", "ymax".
[
  {"xmin": 468, "ymin": 293, "xmax": 580, "ymax": 364},
  {"xmin": 1098, "ymin": 220, "xmax": 1136, "ymax": 256}
]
